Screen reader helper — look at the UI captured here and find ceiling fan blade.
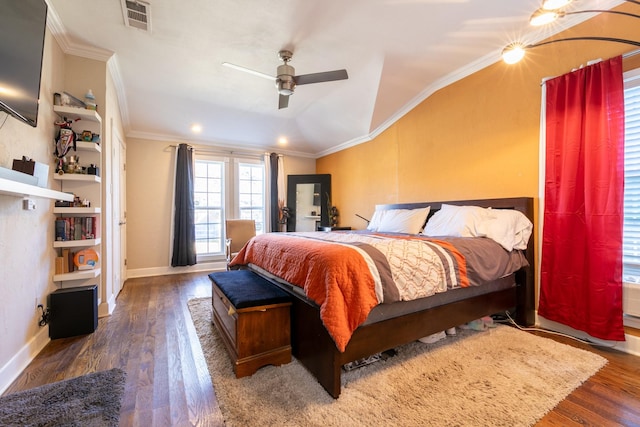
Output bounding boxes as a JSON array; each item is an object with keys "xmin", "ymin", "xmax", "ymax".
[
  {"xmin": 294, "ymin": 69, "xmax": 348, "ymax": 85},
  {"xmin": 278, "ymin": 94, "xmax": 290, "ymax": 109},
  {"xmin": 222, "ymin": 62, "xmax": 275, "ymax": 80}
]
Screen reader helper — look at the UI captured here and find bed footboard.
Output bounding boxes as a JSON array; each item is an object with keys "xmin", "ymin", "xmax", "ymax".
[
  {"xmin": 287, "ymin": 283, "xmax": 520, "ymax": 398},
  {"xmin": 289, "ymin": 295, "xmax": 343, "ymax": 398}
]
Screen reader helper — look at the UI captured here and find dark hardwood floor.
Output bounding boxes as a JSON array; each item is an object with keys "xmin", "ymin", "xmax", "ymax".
[
  {"xmin": 4, "ymin": 272, "xmax": 640, "ymax": 426},
  {"xmin": 3, "ymin": 272, "xmax": 224, "ymax": 427}
]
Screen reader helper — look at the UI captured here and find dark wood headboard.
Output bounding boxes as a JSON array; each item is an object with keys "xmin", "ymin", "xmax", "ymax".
[{"xmin": 376, "ymin": 197, "xmax": 535, "ymax": 326}]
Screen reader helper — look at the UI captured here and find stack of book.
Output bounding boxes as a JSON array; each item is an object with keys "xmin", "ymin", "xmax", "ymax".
[
  {"xmin": 55, "ymin": 217, "xmax": 98, "ymax": 241},
  {"xmin": 55, "ymin": 248, "xmax": 77, "ymax": 274}
]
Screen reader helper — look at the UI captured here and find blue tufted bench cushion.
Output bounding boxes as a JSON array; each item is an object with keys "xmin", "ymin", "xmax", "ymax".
[{"xmin": 208, "ymin": 270, "xmax": 291, "ymax": 309}]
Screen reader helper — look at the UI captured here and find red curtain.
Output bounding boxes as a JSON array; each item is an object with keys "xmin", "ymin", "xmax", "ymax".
[{"xmin": 539, "ymin": 56, "xmax": 625, "ymax": 341}]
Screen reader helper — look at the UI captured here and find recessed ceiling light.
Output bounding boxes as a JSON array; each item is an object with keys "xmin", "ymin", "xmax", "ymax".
[
  {"xmin": 278, "ymin": 137, "xmax": 288, "ymax": 145},
  {"xmin": 191, "ymin": 123, "xmax": 202, "ymax": 133}
]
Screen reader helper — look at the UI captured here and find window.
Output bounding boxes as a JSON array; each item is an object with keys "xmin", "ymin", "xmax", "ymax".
[
  {"xmin": 237, "ymin": 162, "xmax": 265, "ymax": 233},
  {"xmin": 193, "ymin": 156, "xmax": 265, "ymax": 259},
  {"xmin": 194, "ymin": 159, "xmax": 224, "ymax": 256},
  {"xmin": 623, "ymin": 68, "xmax": 640, "ymax": 322},
  {"xmin": 623, "ymin": 69, "xmax": 640, "ymax": 283}
]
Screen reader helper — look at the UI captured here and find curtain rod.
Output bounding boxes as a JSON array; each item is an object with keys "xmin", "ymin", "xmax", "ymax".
[
  {"xmin": 540, "ymin": 47, "xmax": 640, "ymax": 85},
  {"xmin": 167, "ymin": 144, "xmax": 282, "ymax": 158},
  {"xmin": 624, "ymin": 48, "xmax": 640, "ymax": 59}
]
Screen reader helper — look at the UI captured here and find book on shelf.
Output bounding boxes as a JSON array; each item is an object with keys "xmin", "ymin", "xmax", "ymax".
[
  {"xmin": 55, "ymin": 257, "xmax": 65, "ymax": 275},
  {"xmin": 54, "ymin": 216, "xmax": 98, "ymax": 241},
  {"xmin": 55, "ymin": 219, "xmax": 66, "ymax": 241},
  {"xmin": 62, "ymin": 248, "xmax": 70, "ymax": 273},
  {"xmin": 60, "ymin": 248, "xmax": 85, "ymax": 273}
]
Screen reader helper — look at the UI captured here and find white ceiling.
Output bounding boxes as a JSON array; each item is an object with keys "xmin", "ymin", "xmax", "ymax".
[{"xmin": 46, "ymin": 0, "xmax": 624, "ymax": 157}]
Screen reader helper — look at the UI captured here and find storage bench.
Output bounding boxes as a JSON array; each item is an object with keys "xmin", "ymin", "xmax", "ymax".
[{"xmin": 208, "ymin": 270, "xmax": 292, "ymax": 378}]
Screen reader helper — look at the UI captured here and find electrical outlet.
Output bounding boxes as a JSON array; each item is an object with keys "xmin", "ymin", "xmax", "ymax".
[{"xmin": 23, "ymin": 198, "xmax": 36, "ymax": 210}]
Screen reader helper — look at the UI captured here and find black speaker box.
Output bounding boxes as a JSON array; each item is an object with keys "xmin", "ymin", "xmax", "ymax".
[{"xmin": 49, "ymin": 285, "xmax": 98, "ymax": 339}]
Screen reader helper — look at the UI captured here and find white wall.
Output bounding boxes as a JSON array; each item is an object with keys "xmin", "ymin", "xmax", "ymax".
[
  {"xmin": 125, "ymin": 138, "xmax": 316, "ymax": 278},
  {"xmin": 0, "ymin": 28, "xmax": 65, "ymax": 393},
  {"xmin": 0, "ymin": 28, "xmax": 121, "ymax": 393}
]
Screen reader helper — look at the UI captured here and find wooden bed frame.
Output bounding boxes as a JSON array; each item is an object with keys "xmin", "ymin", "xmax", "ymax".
[{"xmin": 266, "ymin": 197, "xmax": 535, "ymax": 398}]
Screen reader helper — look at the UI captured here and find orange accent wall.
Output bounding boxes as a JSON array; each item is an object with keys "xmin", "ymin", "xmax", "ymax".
[{"xmin": 318, "ymin": 4, "xmax": 640, "ymax": 230}]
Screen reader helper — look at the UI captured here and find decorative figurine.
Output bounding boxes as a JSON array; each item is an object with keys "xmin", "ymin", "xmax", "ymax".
[
  {"xmin": 330, "ymin": 206, "xmax": 339, "ymax": 227},
  {"xmin": 53, "ymin": 117, "xmax": 78, "ymax": 174}
]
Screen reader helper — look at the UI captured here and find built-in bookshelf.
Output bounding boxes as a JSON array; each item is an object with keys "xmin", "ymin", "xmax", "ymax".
[{"xmin": 52, "ymin": 105, "xmax": 102, "ymax": 286}]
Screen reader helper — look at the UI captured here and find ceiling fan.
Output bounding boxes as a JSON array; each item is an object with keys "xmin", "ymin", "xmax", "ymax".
[{"xmin": 222, "ymin": 50, "xmax": 348, "ymax": 109}]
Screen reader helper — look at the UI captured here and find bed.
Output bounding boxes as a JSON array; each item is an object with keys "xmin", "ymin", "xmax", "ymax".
[{"xmin": 229, "ymin": 197, "xmax": 535, "ymax": 398}]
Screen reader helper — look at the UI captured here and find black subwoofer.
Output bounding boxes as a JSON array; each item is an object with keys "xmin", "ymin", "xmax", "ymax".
[{"xmin": 49, "ymin": 285, "xmax": 98, "ymax": 339}]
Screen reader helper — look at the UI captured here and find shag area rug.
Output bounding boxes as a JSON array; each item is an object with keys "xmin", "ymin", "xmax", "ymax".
[
  {"xmin": 188, "ymin": 297, "xmax": 607, "ymax": 427},
  {"xmin": 0, "ymin": 368, "xmax": 126, "ymax": 427}
]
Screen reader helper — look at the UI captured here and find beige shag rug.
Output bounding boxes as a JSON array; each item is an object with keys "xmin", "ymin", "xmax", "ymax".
[{"xmin": 188, "ymin": 297, "xmax": 607, "ymax": 427}]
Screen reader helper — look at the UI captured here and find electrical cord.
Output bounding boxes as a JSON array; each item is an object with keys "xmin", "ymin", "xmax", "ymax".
[
  {"xmin": 37, "ymin": 304, "xmax": 50, "ymax": 327},
  {"xmin": 497, "ymin": 310, "xmax": 616, "ymax": 349}
]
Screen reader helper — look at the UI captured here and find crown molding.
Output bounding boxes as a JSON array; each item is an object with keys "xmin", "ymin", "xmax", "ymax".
[
  {"xmin": 45, "ymin": 1, "xmax": 113, "ymax": 61},
  {"xmin": 43, "ymin": 0, "xmax": 627, "ymax": 160},
  {"xmin": 126, "ymin": 130, "xmax": 318, "ymax": 159},
  {"xmin": 107, "ymin": 57, "xmax": 130, "ymax": 129},
  {"xmin": 45, "ymin": 0, "xmax": 130, "ymax": 128}
]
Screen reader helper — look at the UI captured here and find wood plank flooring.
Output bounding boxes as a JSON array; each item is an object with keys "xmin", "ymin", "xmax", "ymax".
[
  {"xmin": 3, "ymin": 272, "xmax": 640, "ymax": 426},
  {"xmin": 3, "ymin": 273, "xmax": 224, "ymax": 427}
]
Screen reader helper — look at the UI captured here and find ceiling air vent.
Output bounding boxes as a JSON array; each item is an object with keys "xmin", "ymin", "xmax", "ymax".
[{"xmin": 121, "ymin": 0, "xmax": 151, "ymax": 32}]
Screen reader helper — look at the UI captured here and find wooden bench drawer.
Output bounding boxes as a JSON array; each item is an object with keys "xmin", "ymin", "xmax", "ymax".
[
  {"xmin": 212, "ymin": 284, "xmax": 237, "ymax": 349},
  {"xmin": 209, "ymin": 270, "xmax": 292, "ymax": 378}
]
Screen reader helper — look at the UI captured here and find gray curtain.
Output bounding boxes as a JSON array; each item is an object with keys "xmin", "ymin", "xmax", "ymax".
[
  {"xmin": 269, "ymin": 153, "xmax": 280, "ymax": 232},
  {"xmin": 171, "ymin": 143, "xmax": 197, "ymax": 266}
]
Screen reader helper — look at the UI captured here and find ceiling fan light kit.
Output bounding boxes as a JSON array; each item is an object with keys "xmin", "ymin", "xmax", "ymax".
[
  {"xmin": 503, "ymin": 0, "xmax": 640, "ymax": 64},
  {"xmin": 276, "ymin": 51, "xmax": 296, "ymax": 96},
  {"xmin": 223, "ymin": 49, "xmax": 348, "ymax": 109}
]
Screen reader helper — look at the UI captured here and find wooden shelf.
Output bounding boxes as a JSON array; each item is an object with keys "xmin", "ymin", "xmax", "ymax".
[
  {"xmin": 0, "ymin": 177, "xmax": 74, "ymax": 201},
  {"xmin": 53, "ymin": 238, "xmax": 101, "ymax": 248},
  {"xmin": 53, "ymin": 105, "xmax": 102, "ymax": 124},
  {"xmin": 75, "ymin": 141, "xmax": 101, "ymax": 153},
  {"xmin": 53, "ymin": 207, "xmax": 101, "ymax": 214},
  {"xmin": 53, "ymin": 173, "xmax": 101, "ymax": 183},
  {"xmin": 53, "ymin": 268, "xmax": 101, "ymax": 282}
]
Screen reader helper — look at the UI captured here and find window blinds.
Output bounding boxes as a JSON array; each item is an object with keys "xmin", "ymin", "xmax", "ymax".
[{"xmin": 623, "ymin": 76, "xmax": 640, "ymax": 282}]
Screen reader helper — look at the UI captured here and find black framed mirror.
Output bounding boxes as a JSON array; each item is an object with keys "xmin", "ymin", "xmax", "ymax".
[{"xmin": 286, "ymin": 174, "xmax": 331, "ymax": 232}]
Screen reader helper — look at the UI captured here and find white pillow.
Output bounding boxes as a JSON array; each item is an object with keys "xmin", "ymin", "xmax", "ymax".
[
  {"xmin": 376, "ymin": 207, "xmax": 431, "ymax": 234},
  {"xmin": 476, "ymin": 209, "xmax": 533, "ymax": 251},
  {"xmin": 366, "ymin": 209, "xmax": 386, "ymax": 231},
  {"xmin": 422, "ymin": 204, "xmax": 491, "ymax": 237}
]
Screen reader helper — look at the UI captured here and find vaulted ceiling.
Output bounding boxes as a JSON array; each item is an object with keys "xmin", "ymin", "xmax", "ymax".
[{"xmin": 46, "ymin": 0, "xmax": 625, "ymax": 157}]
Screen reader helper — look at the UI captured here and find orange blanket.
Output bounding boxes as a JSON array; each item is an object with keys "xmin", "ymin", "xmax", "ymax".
[{"xmin": 229, "ymin": 234, "xmax": 379, "ymax": 352}]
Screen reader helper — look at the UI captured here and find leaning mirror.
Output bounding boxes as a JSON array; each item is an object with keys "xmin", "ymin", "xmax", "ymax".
[{"xmin": 286, "ymin": 174, "xmax": 331, "ymax": 232}]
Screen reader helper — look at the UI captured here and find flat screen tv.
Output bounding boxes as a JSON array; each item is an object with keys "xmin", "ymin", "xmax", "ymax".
[{"xmin": 0, "ymin": 0, "xmax": 48, "ymax": 128}]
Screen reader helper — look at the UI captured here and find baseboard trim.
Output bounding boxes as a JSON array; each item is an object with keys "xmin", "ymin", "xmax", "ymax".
[
  {"xmin": 98, "ymin": 294, "xmax": 117, "ymax": 318},
  {"xmin": 537, "ymin": 314, "xmax": 640, "ymax": 357},
  {"xmin": 126, "ymin": 261, "xmax": 226, "ymax": 279},
  {"xmin": 0, "ymin": 325, "xmax": 50, "ymax": 395}
]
